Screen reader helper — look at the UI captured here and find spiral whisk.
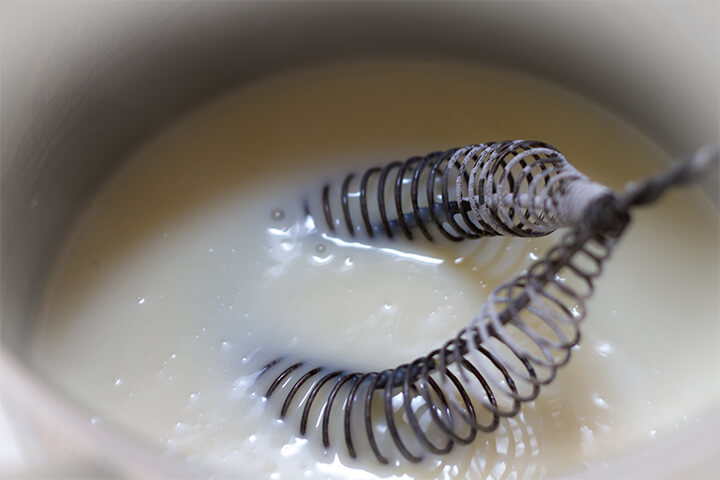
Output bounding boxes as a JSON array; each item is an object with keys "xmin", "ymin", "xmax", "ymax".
[
  {"xmin": 258, "ymin": 141, "xmax": 719, "ymax": 464},
  {"xmin": 315, "ymin": 140, "xmax": 610, "ymax": 241}
]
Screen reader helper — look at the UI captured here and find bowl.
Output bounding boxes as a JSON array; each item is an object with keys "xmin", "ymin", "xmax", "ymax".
[{"xmin": 1, "ymin": 2, "xmax": 718, "ymax": 477}]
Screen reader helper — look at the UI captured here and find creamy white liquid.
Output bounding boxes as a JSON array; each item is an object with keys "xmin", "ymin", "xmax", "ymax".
[{"xmin": 31, "ymin": 60, "xmax": 720, "ymax": 479}]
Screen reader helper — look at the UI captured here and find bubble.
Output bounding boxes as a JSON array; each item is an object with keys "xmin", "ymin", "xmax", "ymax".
[
  {"xmin": 271, "ymin": 208, "xmax": 285, "ymax": 221},
  {"xmin": 113, "ymin": 378, "xmax": 123, "ymax": 387},
  {"xmin": 313, "ymin": 255, "xmax": 331, "ymax": 264},
  {"xmin": 136, "ymin": 296, "xmax": 145, "ymax": 305},
  {"xmin": 312, "ymin": 246, "xmax": 334, "ymax": 264},
  {"xmin": 595, "ymin": 342, "xmax": 613, "ymax": 357}
]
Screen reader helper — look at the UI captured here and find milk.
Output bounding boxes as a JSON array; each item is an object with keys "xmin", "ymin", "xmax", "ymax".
[{"xmin": 31, "ymin": 60, "xmax": 720, "ymax": 479}]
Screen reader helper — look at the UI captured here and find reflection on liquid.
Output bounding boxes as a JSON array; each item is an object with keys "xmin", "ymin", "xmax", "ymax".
[{"xmin": 287, "ymin": 409, "xmax": 546, "ymax": 480}]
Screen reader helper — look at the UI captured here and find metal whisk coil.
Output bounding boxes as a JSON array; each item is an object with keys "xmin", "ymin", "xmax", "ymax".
[
  {"xmin": 317, "ymin": 140, "xmax": 609, "ymax": 242},
  {"xmin": 258, "ymin": 141, "xmax": 719, "ymax": 464}
]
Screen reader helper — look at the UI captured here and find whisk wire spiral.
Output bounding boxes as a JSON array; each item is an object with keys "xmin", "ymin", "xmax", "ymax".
[{"xmin": 318, "ymin": 141, "xmax": 609, "ymax": 242}]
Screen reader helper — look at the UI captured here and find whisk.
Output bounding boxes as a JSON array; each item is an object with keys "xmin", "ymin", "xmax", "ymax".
[
  {"xmin": 257, "ymin": 140, "xmax": 718, "ymax": 464},
  {"xmin": 313, "ymin": 140, "xmax": 612, "ymax": 241}
]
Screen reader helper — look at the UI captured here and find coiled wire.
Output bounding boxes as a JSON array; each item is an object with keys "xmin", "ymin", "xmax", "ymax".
[
  {"xmin": 256, "ymin": 141, "xmax": 718, "ymax": 464},
  {"xmin": 317, "ymin": 140, "xmax": 608, "ymax": 241}
]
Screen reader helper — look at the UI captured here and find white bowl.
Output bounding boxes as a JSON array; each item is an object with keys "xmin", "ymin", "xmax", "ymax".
[{"xmin": 1, "ymin": 2, "xmax": 718, "ymax": 477}]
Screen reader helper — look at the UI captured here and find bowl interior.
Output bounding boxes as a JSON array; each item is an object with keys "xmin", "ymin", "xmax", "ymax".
[{"xmin": 1, "ymin": 1, "xmax": 718, "ymax": 477}]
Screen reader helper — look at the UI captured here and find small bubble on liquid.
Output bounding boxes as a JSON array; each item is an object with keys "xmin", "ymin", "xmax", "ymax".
[
  {"xmin": 344, "ymin": 256, "xmax": 353, "ymax": 267},
  {"xmin": 591, "ymin": 393, "xmax": 610, "ymax": 409},
  {"xmin": 271, "ymin": 208, "xmax": 285, "ymax": 221},
  {"xmin": 315, "ymin": 244, "xmax": 326, "ymax": 254},
  {"xmin": 113, "ymin": 378, "xmax": 123, "ymax": 387},
  {"xmin": 595, "ymin": 342, "xmax": 613, "ymax": 357},
  {"xmin": 208, "ymin": 247, "xmax": 214, "ymax": 253},
  {"xmin": 383, "ymin": 303, "xmax": 392, "ymax": 311},
  {"xmin": 136, "ymin": 296, "xmax": 145, "ymax": 305},
  {"xmin": 312, "ymin": 251, "xmax": 334, "ymax": 264},
  {"xmin": 170, "ymin": 353, "xmax": 177, "ymax": 359}
]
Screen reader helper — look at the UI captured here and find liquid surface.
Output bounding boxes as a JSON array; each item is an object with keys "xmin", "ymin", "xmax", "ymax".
[{"xmin": 32, "ymin": 60, "xmax": 720, "ymax": 479}]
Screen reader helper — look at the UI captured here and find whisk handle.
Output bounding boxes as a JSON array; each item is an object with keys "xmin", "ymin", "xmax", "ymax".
[{"xmin": 622, "ymin": 142, "xmax": 719, "ymax": 208}]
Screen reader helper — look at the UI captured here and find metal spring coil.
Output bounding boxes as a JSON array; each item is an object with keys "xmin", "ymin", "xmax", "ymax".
[
  {"xmin": 256, "ymin": 141, "xmax": 717, "ymax": 464},
  {"xmin": 257, "ymin": 202, "xmax": 621, "ymax": 464},
  {"xmin": 318, "ymin": 140, "xmax": 606, "ymax": 241}
]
